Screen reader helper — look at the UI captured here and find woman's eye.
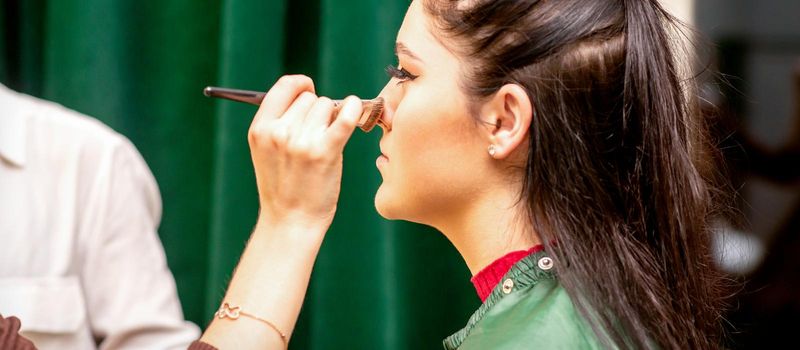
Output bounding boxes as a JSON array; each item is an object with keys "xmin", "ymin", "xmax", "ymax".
[{"xmin": 385, "ymin": 65, "xmax": 418, "ymax": 84}]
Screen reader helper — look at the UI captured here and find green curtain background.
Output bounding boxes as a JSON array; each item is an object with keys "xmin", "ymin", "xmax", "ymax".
[{"xmin": 1, "ymin": 0, "xmax": 479, "ymax": 348}]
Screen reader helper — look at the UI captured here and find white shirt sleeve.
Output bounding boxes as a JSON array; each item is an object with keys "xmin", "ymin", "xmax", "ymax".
[{"xmin": 78, "ymin": 136, "xmax": 200, "ymax": 350}]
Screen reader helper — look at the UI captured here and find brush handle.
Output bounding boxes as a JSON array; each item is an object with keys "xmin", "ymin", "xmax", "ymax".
[
  {"xmin": 204, "ymin": 86, "xmax": 369, "ymax": 108},
  {"xmin": 204, "ymin": 86, "xmax": 265, "ymax": 105},
  {"xmin": 203, "ymin": 86, "xmax": 386, "ymax": 132}
]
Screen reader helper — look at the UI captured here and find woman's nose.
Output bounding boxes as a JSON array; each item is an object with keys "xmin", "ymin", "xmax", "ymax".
[{"xmin": 376, "ymin": 81, "xmax": 399, "ymax": 133}]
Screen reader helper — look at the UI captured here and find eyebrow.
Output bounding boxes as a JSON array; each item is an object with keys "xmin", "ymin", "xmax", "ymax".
[{"xmin": 395, "ymin": 42, "xmax": 423, "ymax": 63}]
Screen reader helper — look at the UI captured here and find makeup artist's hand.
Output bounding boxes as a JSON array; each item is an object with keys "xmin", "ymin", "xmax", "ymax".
[{"xmin": 248, "ymin": 75, "xmax": 363, "ymax": 232}]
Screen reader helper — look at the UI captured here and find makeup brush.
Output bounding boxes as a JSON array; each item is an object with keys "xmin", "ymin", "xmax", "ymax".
[{"xmin": 203, "ymin": 86, "xmax": 386, "ymax": 132}]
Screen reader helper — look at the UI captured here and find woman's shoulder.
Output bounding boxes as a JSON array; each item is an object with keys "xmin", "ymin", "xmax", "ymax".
[{"xmin": 451, "ymin": 279, "xmax": 605, "ymax": 350}]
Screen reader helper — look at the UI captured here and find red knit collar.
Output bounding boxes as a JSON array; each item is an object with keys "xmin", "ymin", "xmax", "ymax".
[{"xmin": 470, "ymin": 245, "xmax": 544, "ymax": 302}]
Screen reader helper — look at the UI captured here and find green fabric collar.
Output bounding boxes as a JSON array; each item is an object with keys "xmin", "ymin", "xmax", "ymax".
[{"xmin": 442, "ymin": 249, "xmax": 557, "ymax": 349}]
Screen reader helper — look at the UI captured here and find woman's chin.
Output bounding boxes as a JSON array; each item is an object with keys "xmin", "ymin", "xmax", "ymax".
[{"xmin": 374, "ymin": 186, "xmax": 398, "ymax": 219}]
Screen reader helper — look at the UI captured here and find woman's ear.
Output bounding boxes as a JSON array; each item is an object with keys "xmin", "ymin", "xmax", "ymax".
[{"xmin": 480, "ymin": 84, "xmax": 533, "ymax": 159}]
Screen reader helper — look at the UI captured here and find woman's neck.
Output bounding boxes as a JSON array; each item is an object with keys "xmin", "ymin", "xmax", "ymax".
[{"xmin": 434, "ymin": 189, "xmax": 540, "ymax": 276}]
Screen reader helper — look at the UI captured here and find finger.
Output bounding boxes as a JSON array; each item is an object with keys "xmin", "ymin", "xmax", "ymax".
[
  {"xmin": 254, "ymin": 75, "xmax": 316, "ymax": 122},
  {"xmin": 303, "ymin": 97, "xmax": 336, "ymax": 134},
  {"xmin": 325, "ymin": 95, "xmax": 362, "ymax": 151},
  {"xmin": 282, "ymin": 92, "xmax": 318, "ymax": 136}
]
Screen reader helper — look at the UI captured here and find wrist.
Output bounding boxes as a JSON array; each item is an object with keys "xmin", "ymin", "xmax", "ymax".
[{"xmin": 252, "ymin": 216, "xmax": 329, "ymax": 250}]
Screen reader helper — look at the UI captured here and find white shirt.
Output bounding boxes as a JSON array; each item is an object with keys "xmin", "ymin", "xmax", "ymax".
[{"xmin": 0, "ymin": 84, "xmax": 200, "ymax": 349}]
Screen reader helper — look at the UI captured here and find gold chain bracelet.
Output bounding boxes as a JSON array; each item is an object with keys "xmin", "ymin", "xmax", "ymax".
[{"xmin": 215, "ymin": 302, "xmax": 288, "ymax": 347}]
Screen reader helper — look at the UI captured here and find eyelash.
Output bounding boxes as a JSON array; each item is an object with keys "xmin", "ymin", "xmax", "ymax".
[{"xmin": 385, "ymin": 65, "xmax": 418, "ymax": 84}]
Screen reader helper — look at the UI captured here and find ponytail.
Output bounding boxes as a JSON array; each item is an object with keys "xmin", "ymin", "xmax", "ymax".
[{"xmin": 615, "ymin": 1, "xmax": 725, "ymax": 348}]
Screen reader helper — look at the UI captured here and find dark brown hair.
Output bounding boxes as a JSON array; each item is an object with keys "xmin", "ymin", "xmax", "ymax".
[{"xmin": 424, "ymin": 0, "xmax": 726, "ymax": 348}]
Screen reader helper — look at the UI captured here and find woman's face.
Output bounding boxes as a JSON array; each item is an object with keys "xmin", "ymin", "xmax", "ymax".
[{"xmin": 374, "ymin": 0, "xmax": 489, "ymax": 225}]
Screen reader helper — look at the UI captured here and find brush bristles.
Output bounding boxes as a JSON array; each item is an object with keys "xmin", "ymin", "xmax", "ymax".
[{"xmin": 359, "ymin": 97, "xmax": 385, "ymax": 132}]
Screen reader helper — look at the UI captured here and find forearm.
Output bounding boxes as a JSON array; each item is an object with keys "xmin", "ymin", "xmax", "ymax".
[{"xmin": 200, "ymin": 219, "xmax": 327, "ymax": 349}]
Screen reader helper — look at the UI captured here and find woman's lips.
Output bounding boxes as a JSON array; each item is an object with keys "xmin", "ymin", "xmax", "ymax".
[{"xmin": 378, "ymin": 143, "xmax": 388, "ymax": 167}]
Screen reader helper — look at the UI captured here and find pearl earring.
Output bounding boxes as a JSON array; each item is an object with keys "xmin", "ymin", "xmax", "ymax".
[{"xmin": 488, "ymin": 145, "xmax": 497, "ymax": 157}]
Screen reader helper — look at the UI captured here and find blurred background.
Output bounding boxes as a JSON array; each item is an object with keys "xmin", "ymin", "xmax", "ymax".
[{"xmin": 1, "ymin": 0, "xmax": 798, "ymax": 348}]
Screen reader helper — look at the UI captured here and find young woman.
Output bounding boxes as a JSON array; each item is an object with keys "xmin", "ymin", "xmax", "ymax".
[{"xmin": 195, "ymin": 0, "xmax": 726, "ymax": 349}]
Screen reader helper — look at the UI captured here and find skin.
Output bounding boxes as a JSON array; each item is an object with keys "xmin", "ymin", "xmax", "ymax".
[{"xmin": 200, "ymin": 1, "xmax": 540, "ymax": 348}]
